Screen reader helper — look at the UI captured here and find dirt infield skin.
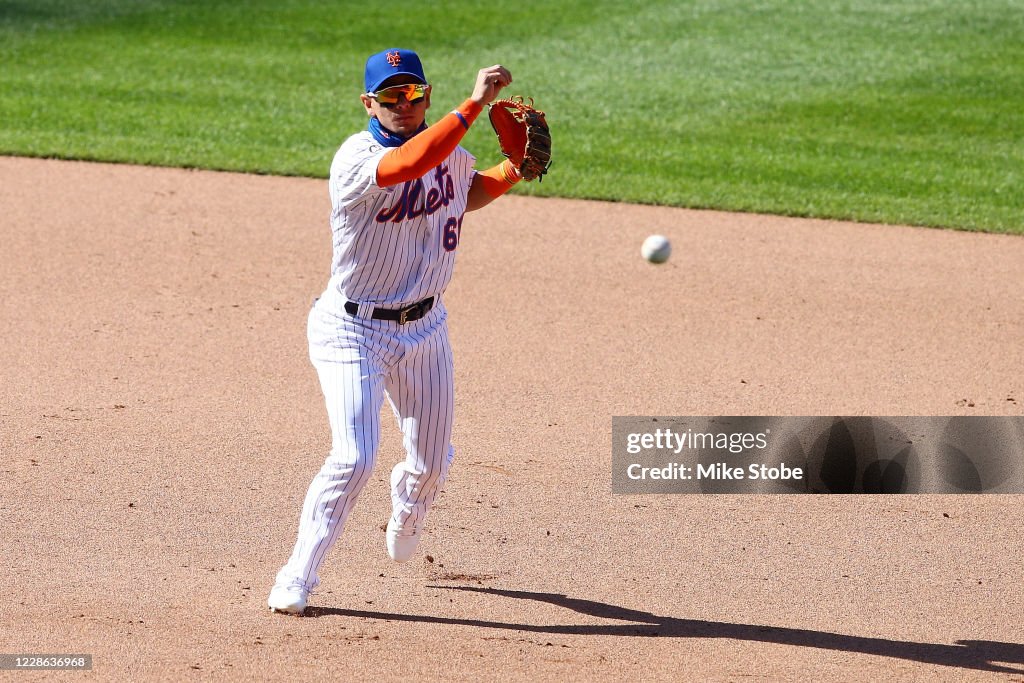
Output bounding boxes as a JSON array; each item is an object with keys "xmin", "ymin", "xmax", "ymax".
[{"xmin": 1, "ymin": 156, "xmax": 1022, "ymax": 682}]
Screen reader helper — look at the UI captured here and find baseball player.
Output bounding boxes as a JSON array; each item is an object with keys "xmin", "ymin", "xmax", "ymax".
[{"xmin": 268, "ymin": 48, "xmax": 523, "ymax": 615}]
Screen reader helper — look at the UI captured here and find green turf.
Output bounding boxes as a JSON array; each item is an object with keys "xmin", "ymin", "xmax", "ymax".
[{"xmin": 1, "ymin": 0, "xmax": 1021, "ymax": 232}]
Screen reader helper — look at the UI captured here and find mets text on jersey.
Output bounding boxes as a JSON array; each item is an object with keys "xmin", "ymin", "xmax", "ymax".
[{"xmin": 376, "ymin": 164, "xmax": 455, "ymax": 223}]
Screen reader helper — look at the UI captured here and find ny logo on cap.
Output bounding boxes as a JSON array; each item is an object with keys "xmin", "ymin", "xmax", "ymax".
[{"xmin": 386, "ymin": 51, "xmax": 402, "ymax": 66}]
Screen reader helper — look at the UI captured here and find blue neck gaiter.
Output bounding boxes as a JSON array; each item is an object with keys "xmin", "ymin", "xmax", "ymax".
[{"xmin": 368, "ymin": 116, "xmax": 427, "ymax": 147}]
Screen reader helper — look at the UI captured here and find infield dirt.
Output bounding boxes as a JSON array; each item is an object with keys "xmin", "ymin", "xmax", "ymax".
[{"xmin": 1, "ymin": 156, "xmax": 1022, "ymax": 681}]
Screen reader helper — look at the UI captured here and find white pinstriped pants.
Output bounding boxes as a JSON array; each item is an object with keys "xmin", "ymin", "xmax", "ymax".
[{"xmin": 277, "ymin": 299, "xmax": 455, "ymax": 590}]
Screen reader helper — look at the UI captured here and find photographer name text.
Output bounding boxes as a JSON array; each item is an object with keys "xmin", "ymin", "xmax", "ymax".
[{"xmin": 626, "ymin": 462, "xmax": 803, "ymax": 481}]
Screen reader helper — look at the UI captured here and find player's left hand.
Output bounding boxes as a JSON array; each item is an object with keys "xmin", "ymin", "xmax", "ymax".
[{"xmin": 489, "ymin": 96, "xmax": 551, "ymax": 182}]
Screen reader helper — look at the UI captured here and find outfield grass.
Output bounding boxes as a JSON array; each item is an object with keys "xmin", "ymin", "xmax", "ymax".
[{"xmin": 1, "ymin": 0, "xmax": 1021, "ymax": 233}]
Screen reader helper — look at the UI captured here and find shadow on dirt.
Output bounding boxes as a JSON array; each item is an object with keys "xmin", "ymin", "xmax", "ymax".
[{"xmin": 305, "ymin": 586, "xmax": 1024, "ymax": 675}]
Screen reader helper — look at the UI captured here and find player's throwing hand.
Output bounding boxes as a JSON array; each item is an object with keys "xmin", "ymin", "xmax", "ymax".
[{"xmin": 471, "ymin": 65, "xmax": 512, "ymax": 106}]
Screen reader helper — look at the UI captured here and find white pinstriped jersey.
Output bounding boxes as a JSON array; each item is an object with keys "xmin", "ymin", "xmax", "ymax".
[{"xmin": 320, "ymin": 130, "xmax": 476, "ymax": 311}]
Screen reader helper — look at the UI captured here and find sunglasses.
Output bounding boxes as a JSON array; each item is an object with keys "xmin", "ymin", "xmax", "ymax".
[{"xmin": 369, "ymin": 83, "xmax": 431, "ymax": 107}]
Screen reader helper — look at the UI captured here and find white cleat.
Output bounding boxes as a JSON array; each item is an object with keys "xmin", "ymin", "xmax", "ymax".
[
  {"xmin": 386, "ymin": 518, "xmax": 421, "ymax": 563},
  {"xmin": 267, "ymin": 580, "xmax": 309, "ymax": 615}
]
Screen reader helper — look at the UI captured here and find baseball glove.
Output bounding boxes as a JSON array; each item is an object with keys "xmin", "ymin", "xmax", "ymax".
[{"xmin": 488, "ymin": 96, "xmax": 551, "ymax": 182}]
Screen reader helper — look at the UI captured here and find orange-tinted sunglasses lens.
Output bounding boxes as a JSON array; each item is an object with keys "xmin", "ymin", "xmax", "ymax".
[{"xmin": 372, "ymin": 83, "xmax": 430, "ymax": 106}]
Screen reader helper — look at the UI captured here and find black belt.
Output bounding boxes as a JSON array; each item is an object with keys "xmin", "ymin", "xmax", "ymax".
[{"xmin": 344, "ymin": 297, "xmax": 435, "ymax": 324}]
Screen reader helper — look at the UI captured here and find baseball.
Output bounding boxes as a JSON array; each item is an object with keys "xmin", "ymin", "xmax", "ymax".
[{"xmin": 641, "ymin": 234, "xmax": 671, "ymax": 263}]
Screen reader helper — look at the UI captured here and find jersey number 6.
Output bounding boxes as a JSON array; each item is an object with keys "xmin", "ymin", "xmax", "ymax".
[{"xmin": 442, "ymin": 215, "xmax": 465, "ymax": 252}]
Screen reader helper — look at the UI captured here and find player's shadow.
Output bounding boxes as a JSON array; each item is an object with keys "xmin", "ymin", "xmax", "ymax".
[{"xmin": 305, "ymin": 586, "xmax": 1024, "ymax": 674}]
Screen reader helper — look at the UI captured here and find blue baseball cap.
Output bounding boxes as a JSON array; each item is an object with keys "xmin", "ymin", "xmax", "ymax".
[{"xmin": 364, "ymin": 48, "xmax": 427, "ymax": 93}]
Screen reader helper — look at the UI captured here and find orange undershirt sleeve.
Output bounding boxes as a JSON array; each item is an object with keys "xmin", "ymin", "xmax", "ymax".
[
  {"xmin": 375, "ymin": 100, "xmax": 483, "ymax": 187},
  {"xmin": 474, "ymin": 159, "xmax": 522, "ymax": 198}
]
